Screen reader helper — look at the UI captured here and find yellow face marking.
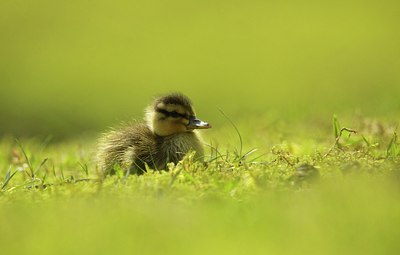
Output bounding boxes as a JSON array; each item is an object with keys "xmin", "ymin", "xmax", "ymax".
[
  {"xmin": 156, "ymin": 102, "xmax": 166, "ymax": 110},
  {"xmin": 181, "ymin": 118, "xmax": 190, "ymax": 125}
]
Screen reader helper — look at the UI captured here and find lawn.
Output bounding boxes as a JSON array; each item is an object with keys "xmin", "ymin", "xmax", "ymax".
[
  {"xmin": 1, "ymin": 0, "xmax": 400, "ymax": 254},
  {"xmin": 1, "ymin": 114, "xmax": 400, "ymax": 254}
]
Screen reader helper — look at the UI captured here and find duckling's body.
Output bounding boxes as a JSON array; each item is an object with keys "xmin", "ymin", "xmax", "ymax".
[{"xmin": 97, "ymin": 93, "xmax": 210, "ymax": 175}]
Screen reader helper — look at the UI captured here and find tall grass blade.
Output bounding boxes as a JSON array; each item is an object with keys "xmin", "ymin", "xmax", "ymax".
[
  {"xmin": 218, "ymin": 108, "xmax": 243, "ymax": 158},
  {"xmin": 333, "ymin": 114, "xmax": 341, "ymax": 139},
  {"xmin": 386, "ymin": 132, "xmax": 398, "ymax": 159},
  {"xmin": 78, "ymin": 162, "xmax": 89, "ymax": 177},
  {"xmin": 361, "ymin": 135, "xmax": 370, "ymax": 147},
  {"xmin": 15, "ymin": 139, "xmax": 35, "ymax": 178},
  {"xmin": 34, "ymin": 158, "xmax": 48, "ymax": 176},
  {"xmin": 2, "ymin": 166, "xmax": 17, "ymax": 191},
  {"xmin": 239, "ymin": 148, "xmax": 258, "ymax": 161}
]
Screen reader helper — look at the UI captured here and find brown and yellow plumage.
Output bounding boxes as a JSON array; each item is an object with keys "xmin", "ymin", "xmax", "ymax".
[{"xmin": 96, "ymin": 93, "xmax": 211, "ymax": 175}]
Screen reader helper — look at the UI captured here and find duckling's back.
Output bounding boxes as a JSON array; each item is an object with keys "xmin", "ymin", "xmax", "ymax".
[{"xmin": 97, "ymin": 122, "xmax": 157, "ymax": 175}]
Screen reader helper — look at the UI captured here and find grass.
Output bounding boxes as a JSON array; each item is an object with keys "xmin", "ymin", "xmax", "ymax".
[{"xmin": 1, "ymin": 114, "xmax": 400, "ymax": 254}]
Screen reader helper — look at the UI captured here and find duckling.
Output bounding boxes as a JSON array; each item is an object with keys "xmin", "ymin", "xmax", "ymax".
[{"xmin": 97, "ymin": 93, "xmax": 211, "ymax": 175}]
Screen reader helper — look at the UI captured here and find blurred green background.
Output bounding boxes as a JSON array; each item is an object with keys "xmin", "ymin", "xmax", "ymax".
[{"xmin": 1, "ymin": 0, "xmax": 399, "ymax": 137}]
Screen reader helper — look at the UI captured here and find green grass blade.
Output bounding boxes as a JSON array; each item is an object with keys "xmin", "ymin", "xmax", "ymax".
[
  {"xmin": 1, "ymin": 166, "xmax": 18, "ymax": 191},
  {"xmin": 218, "ymin": 108, "xmax": 243, "ymax": 158},
  {"xmin": 332, "ymin": 114, "xmax": 341, "ymax": 139},
  {"xmin": 78, "ymin": 162, "xmax": 89, "ymax": 177},
  {"xmin": 386, "ymin": 132, "xmax": 398, "ymax": 159},
  {"xmin": 34, "ymin": 158, "xmax": 48, "ymax": 176},
  {"xmin": 239, "ymin": 148, "xmax": 258, "ymax": 161},
  {"xmin": 15, "ymin": 139, "xmax": 34, "ymax": 178}
]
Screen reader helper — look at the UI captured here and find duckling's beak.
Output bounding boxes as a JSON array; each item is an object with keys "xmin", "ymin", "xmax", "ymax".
[{"xmin": 187, "ymin": 116, "xmax": 212, "ymax": 130}]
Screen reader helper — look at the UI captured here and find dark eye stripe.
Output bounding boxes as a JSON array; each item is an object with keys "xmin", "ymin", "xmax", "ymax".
[{"xmin": 156, "ymin": 109, "xmax": 189, "ymax": 119}]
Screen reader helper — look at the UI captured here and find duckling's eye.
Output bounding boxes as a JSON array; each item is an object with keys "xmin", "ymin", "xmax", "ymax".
[
  {"xmin": 156, "ymin": 109, "xmax": 188, "ymax": 119},
  {"xmin": 170, "ymin": 111, "xmax": 182, "ymax": 118}
]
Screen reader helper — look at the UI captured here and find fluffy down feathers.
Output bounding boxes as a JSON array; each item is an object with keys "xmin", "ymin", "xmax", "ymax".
[{"xmin": 97, "ymin": 122, "xmax": 204, "ymax": 175}]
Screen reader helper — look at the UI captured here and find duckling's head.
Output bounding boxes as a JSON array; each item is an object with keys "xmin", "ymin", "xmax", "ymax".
[{"xmin": 145, "ymin": 93, "xmax": 211, "ymax": 136}]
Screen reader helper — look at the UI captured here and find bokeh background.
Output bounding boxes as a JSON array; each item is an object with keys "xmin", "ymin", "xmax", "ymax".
[{"xmin": 1, "ymin": 0, "xmax": 399, "ymax": 137}]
